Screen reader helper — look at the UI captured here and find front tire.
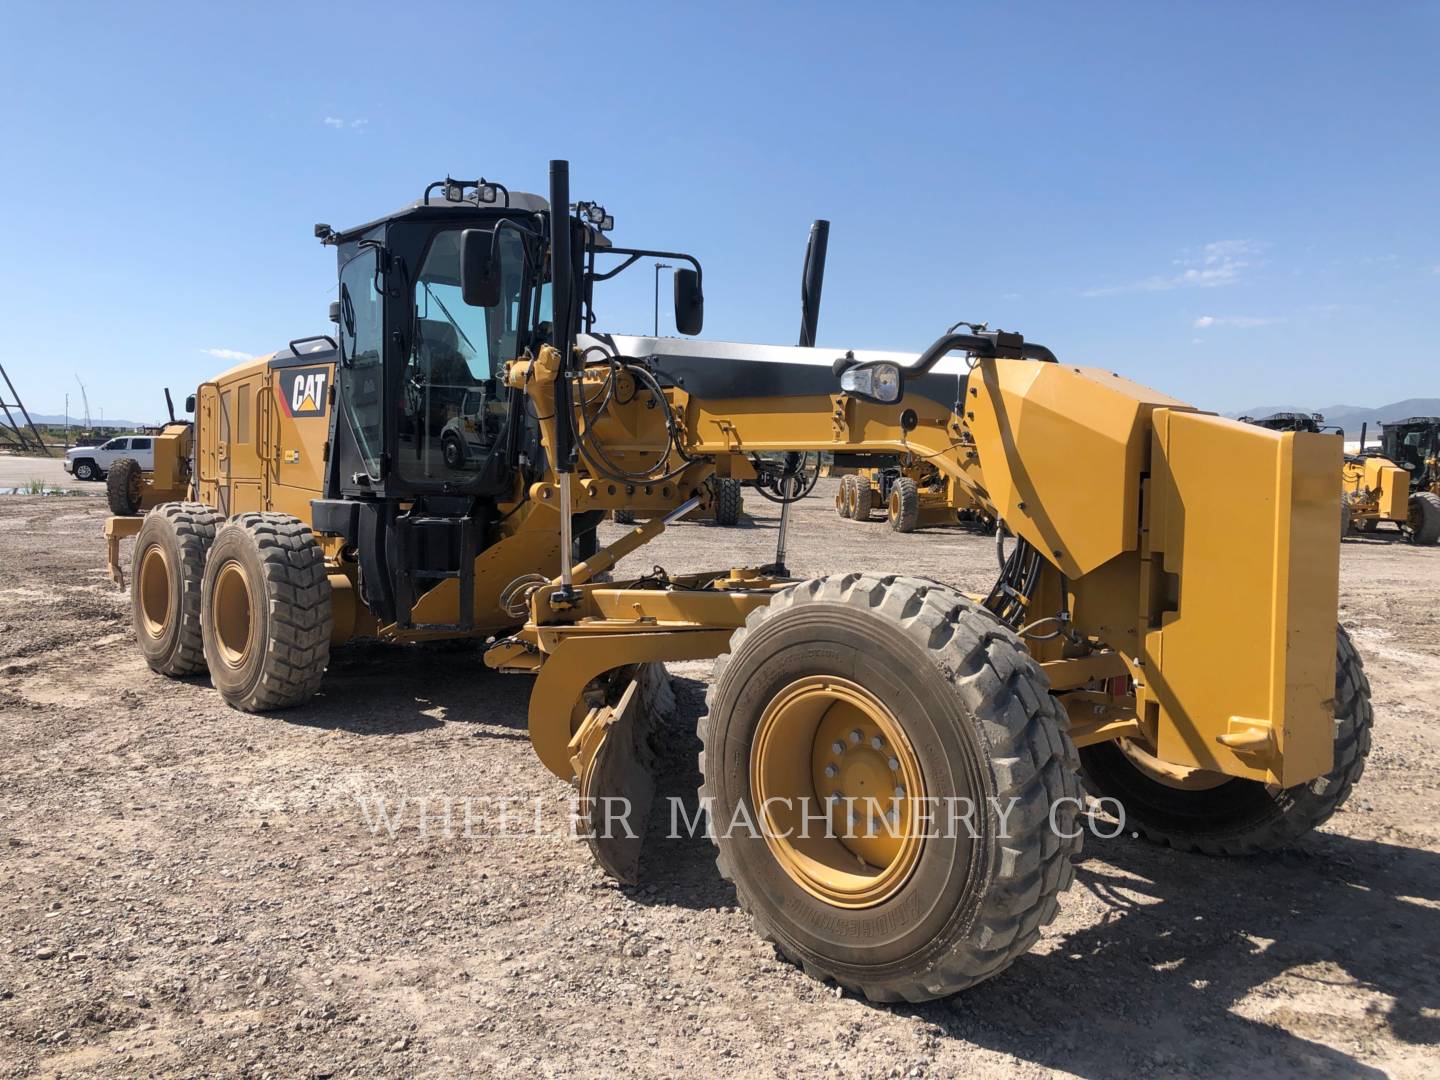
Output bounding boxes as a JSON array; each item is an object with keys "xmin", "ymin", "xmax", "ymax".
[
  {"xmin": 835, "ymin": 476, "xmax": 855, "ymax": 519},
  {"xmin": 712, "ymin": 477, "xmax": 744, "ymax": 526},
  {"xmin": 131, "ymin": 503, "xmax": 224, "ymax": 676},
  {"xmin": 201, "ymin": 513, "xmax": 332, "ymax": 711},
  {"xmin": 107, "ymin": 458, "xmax": 145, "ymax": 515},
  {"xmin": 700, "ymin": 575, "xmax": 1081, "ymax": 1002},
  {"xmin": 73, "ymin": 460, "xmax": 98, "ymax": 482},
  {"xmin": 852, "ymin": 477, "xmax": 874, "ymax": 521},
  {"xmin": 888, "ymin": 477, "xmax": 919, "ymax": 532},
  {"xmin": 1078, "ymin": 625, "xmax": 1372, "ymax": 854},
  {"xmin": 1407, "ymin": 491, "xmax": 1440, "ymax": 545}
]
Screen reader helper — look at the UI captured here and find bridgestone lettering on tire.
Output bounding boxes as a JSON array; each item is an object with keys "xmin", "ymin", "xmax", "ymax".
[
  {"xmin": 699, "ymin": 574, "xmax": 1082, "ymax": 1003},
  {"xmin": 201, "ymin": 512, "xmax": 332, "ymax": 711},
  {"xmin": 107, "ymin": 458, "xmax": 145, "ymax": 516},
  {"xmin": 132, "ymin": 502, "xmax": 224, "ymax": 677},
  {"xmin": 1078, "ymin": 625, "xmax": 1372, "ymax": 854}
]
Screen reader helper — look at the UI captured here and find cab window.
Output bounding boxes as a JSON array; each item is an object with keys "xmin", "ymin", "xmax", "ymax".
[{"xmin": 397, "ymin": 227, "xmax": 527, "ymax": 485}]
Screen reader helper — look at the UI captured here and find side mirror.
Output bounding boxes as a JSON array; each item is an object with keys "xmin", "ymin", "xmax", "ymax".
[
  {"xmin": 673, "ymin": 268, "xmax": 704, "ymax": 336},
  {"xmin": 185, "ymin": 394, "xmax": 197, "ymax": 413},
  {"xmin": 461, "ymin": 228, "xmax": 502, "ymax": 307},
  {"xmin": 328, "ymin": 300, "xmax": 341, "ymax": 323}
]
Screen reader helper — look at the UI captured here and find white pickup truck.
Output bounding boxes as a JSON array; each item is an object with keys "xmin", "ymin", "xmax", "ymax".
[{"xmin": 64, "ymin": 436, "xmax": 155, "ymax": 481}]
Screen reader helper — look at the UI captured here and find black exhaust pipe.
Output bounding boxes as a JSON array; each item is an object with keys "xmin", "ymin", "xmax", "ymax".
[
  {"xmin": 1359, "ymin": 422, "xmax": 1367, "ymax": 453},
  {"xmin": 549, "ymin": 159, "xmax": 576, "ymax": 472},
  {"xmin": 798, "ymin": 219, "xmax": 829, "ymax": 349},
  {"xmin": 164, "ymin": 388, "xmax": 176, "ymax": 424}
]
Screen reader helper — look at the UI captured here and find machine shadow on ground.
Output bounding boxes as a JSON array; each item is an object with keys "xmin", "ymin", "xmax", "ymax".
[{"xmin": 630, "ymin": 680, "xmax": 1437, "ymax": 1078}]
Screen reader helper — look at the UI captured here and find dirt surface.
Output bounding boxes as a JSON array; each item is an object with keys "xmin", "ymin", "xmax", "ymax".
[{"xmin": 1, "ymin": 483, "xmax": 1437, "ymax": 1078}]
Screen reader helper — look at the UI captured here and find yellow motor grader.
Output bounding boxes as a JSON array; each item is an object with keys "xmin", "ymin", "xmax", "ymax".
[
  {"xmin": 107, "ymin": 161, "xmax": 1370, "ymax": 1003},
  {"xmin": 834, "ymin": 455, "xmax": 994, "ymax": 533},
  {"xmin": 1241, "ymin": 411, "xmax": 1437, "ymax": 542}
]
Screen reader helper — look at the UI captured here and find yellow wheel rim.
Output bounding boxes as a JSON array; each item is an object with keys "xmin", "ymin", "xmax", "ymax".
[
  {"xmin": 1117, "ymin": 738, "xmax": 1231, "ymax": 791},
  {"xmin": 750, "ymin": 676, "xmax": 926, "ymax": 908},
  {"xmin": 888, "ymin": 488, "xmax": 901, "ymax": 522},
  {"xmin": 138, "ymin": 544, "xmax": 172, "ymax": 639},
  {"xmin": 212, "ymin": 560, "xmax": 254, "ymax": 668},
  {"xmin": 835, "ymin": 479, "xmax": 848, "ymax": 516}
]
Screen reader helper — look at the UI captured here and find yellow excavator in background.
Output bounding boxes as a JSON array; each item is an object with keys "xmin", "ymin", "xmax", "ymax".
[{"xmin": 105, "ymin": 161, "xmax": 1371, "ymax": 1003}]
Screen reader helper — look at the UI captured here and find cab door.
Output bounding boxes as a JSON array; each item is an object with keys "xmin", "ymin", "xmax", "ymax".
[{"xmin": 196, "ymin": 383, "xmax": 226, "ymax": 515}]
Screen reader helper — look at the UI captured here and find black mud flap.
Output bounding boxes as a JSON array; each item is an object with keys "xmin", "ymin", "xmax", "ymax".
[{"xmin": 570, "ymin": 664, "xmax": 674, "ymax": 884}]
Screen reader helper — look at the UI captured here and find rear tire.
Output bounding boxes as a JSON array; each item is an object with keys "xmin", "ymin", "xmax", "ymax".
[
  {"xmin": 131, "ymin": 503, "xmax": 224, "ymax": 676},
  {"xmin": 613, "ymin": 508, "xmax": 636, "ymax": 526},
  {"xmin": 700, "ymin": 574, "xmax": 1081, "ymax": 1002},
  {"xmin": 888, "ymin": 477, "xmax": 919, "ymax": 533},
  {"xmin": 835, "ymin": 475, "xmax": 855, "ymax": 519},
  {"xmin": 852, "ymin": 478, "xmax": 874, "ymax": 521},
  {"xmin": 713, "ymin": 477, "xmax": 744, "ymax": 526},
  {"xmin": 201, "ymin": 512, "xmax": 332, "ymax": 711},
  {"xmin": 1078, "ymin": 625, "xmax": 1371, "ymax": 854},
  {"xmin": 107, "ymin": 458, "xmax": 145, "ymax": 515},
  {"xmin": 1407, "ymin": 491, "xmax": 1440, "ymax": 545},
  {"xmin": 1340, "ymin": 494, "xmax": 1353, "ymax": 538},
  {"xmin": 73, "ymin": 460, "xmax": 98, "ymax": 482}
]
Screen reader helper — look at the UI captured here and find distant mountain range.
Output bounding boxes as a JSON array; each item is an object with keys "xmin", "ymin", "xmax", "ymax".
[
  {"xmin": 20, "ymin": 413, "xmax": 155, "ymax": 429},
  {"xmin": 1229, "ymin": 398, "xmax": 1440, "ymax": 433}
]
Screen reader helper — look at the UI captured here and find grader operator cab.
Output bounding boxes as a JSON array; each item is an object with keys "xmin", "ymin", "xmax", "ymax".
[{"xmin": 106, "ymin": 161, "xmax": 1372, "ymax": 1003}]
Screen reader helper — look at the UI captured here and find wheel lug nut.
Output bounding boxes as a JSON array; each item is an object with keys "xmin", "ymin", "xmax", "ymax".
[
  {"xmin": 824, "ymin": 764, "xmax": 838, "ymax": 778},
  {"xmin": 871, "ymin": 735, "xmax": 884, "ymax": 750},
  {"xmin": 849, "ymin": 730, "xmax": 862, "ymax": 745},
  {"xmin": 888, "ymin": 757, "xmax": 899, "ymax": 771},
  {"xmin": 831, "ymin": 741, "xmax": 845, "ymax": 755},
  {"xmin": 894, "ymin": 786, "xmax": 905, "ymax": 799}
]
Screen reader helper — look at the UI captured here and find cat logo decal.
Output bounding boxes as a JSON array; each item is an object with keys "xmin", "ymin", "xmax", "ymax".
[{"xmin": 277, "ymin": 366, "xmax": 329, "ymax": 418}]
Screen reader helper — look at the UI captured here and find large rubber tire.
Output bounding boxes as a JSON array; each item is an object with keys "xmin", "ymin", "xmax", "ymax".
[
  {"xmin": 700, "ymin": 575, "xmax": 1081, "ymax": 1003},
  {"xmin": 1078, "ymin": 625, "xmax": 1371, "ymax": 854},
  {"xmin": 1340, "ymin": 494, "xmax": 1353, "ymax": 539},
  {"xmin": 835, "ymin": 475, "xmax": 855, "ymax": 519},
  {"xmin": 1407, "ymin": 491, "xmax": 1440, "ymax": 545},
  {"xmin": 73, "ymin": 459, "xmax": 99, "ymax": 482},
  {"xmin": 888, "ymin": 477, "xmax": 920, "ymax": 533},
  {"xmin": 713, "ymin": 477, "xmax": 744, "ymax": 526},
  {"xmin": 131, "ymin": 502, "xmax": 225, "ymax": 677},
  {"xmin": 107, "ymin": 458, "xmax": 145, "ymax": 515},
  {"xmin": 201, "ymin": 512, "xmax": 332, "ymax": 711},
  {"xmin": 852, "ymin": 478, "xmax": 875, "ymax": 521},
  {"xmin": 613, "ymin": 508, "xmax": 636, "ymax": 526}
]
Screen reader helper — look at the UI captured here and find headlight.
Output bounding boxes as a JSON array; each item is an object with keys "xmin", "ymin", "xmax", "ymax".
[{"xmin": 839, "ymin": 361, "xmax": 902, "ymax": 404}]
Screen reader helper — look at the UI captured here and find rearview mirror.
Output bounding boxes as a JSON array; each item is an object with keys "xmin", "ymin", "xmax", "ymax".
[
  {"xmin": 461, "ymin": 228, "xmax": 502, "ymax": 307},
  {"xmin": 185, "ymin": 394, "xmax": 196, "ymax": 413},
  {"xmin": 673, "ymin": 268, "xmax": 703, "ymax": 336}
]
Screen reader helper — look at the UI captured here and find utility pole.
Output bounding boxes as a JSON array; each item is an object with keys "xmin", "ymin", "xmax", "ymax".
[
  {"xmin": 653, "ymin": 262, "xmax": 673, "ymax": 337},
  {"xmin": 64, "ymin": 393, "xmax": 69, "ymax": 449}
]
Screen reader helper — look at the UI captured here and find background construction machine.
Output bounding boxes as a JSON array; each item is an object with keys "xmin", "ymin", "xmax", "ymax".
[
  {"xmin": 1242, "ymin": 411, "xmax": 1436, "ymax": 543},
  {"xmin": 106, "ymin": 161, "xmax": 1372, "ymax": 1004},
  {"xmin": 834, "ymin": 455, "xmax": 995, "ymax": 533}
]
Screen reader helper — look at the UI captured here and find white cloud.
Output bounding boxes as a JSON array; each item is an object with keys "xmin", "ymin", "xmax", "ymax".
[
  {"xmin": 1084, "ymin": 240, "xmax": 1265, "ymax": 297},
  {"xmin": 350, "ymin": 118, "xmax": 368, "ymax": 130},
  {"xmin": 1190, "ymin": 314, "xmax": 1284, "ymax": 330},
  {"xmin": 201, "ymin": 348, "xmax": 255, "ymax": 362},
  {"xmin": 323, "ymin": 116, "xmax": 345, "ymax": 129},
  {"xmin": 323, "ymin": 116, "xmax": 368, "ymax": 131}
]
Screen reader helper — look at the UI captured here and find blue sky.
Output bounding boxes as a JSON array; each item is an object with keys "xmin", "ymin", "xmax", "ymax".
[{"xmin": 1, "ymin": 1, "xmax": 1435, "ymax": 423}]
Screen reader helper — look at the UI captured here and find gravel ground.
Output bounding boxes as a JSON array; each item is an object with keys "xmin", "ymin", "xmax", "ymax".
[{"xmin": 1, "ymin": 483, "xmax": 1437, "ymax": 1078}]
